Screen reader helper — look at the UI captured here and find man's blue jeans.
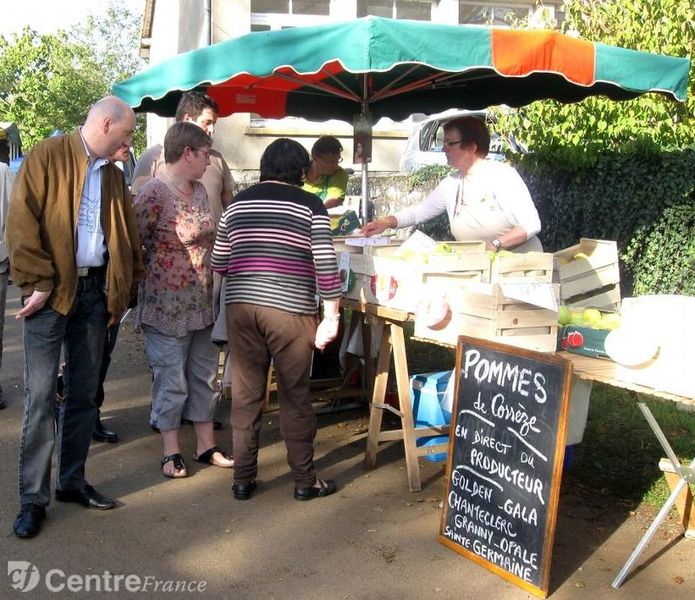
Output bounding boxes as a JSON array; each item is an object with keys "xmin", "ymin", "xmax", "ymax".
[{"xmin": 19, "ymin": 277, "xmax": 107, "ymax": 507}]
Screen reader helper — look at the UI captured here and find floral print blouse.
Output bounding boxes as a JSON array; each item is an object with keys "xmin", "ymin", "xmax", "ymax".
[{"xmin": 133, "ymin": 177, "xmax": 216, "ymax": 337}]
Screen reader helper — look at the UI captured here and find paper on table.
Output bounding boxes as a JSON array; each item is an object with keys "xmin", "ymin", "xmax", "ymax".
[
  {"xmin": 499, "ymin": 282, "xmax": 559, "ymax": 311},
  {"xmin": 344, "ymin": 236, "xmax": 391, "ymax": 246}
]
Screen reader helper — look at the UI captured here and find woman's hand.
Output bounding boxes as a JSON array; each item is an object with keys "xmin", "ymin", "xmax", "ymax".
[{"xmin": 315, "ymin": 316, "xmax": 340, "ymax": 351}]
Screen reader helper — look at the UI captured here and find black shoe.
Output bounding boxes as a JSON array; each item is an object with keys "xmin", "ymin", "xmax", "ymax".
[
  {"xmin": 294, "ymin": 478, "xmax": 338, "ymax": 501},
  {"xmin": 0, "ymin": 397, "xmax": 5, "ymax": 410},
  {"xmin": 56, "ymin": 484, "xmax": 116, "ymax": 510},
  {"xmin": 13, "ymin": 503, "xmax": 46, "ymax": 538},
  {"xmin": 93, "ymin": 418, "xmax": 119, "ymax": 443},
  {"xmin": 232, "ymin": 481, "xmax": 257, "ymax": 501}
]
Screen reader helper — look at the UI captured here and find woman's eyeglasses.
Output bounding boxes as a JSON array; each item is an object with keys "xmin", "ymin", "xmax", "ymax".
[{"xmin": 443, "ymin": 140, "xmax": 463, "ymax": 148}]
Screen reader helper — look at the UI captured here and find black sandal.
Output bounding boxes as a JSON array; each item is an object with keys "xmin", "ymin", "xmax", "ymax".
[
  {"xmin": 161, "ymin": 453, "xmax": 188, "ymax": 478},
  {"xmin": 194, "ymin": 446, "xmax": 234, "ymax": 468}
]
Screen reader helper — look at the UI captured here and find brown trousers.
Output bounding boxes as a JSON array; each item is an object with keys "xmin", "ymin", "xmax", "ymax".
[{"xmin": 227, "ymin": 303, "xmax": 318, "ymax": 487}]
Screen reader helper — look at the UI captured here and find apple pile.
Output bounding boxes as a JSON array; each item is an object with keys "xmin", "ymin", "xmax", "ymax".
[
  {"xmin": 559, "ymin": 250, "xmax": 592, "ymax": 265},
  {"xmin": 398, "ymin": 242, "xmax": 464, "ymax": 263},
  {"xmin": 557, "ymin": 305, "xmax": 621, "ymax": 330}
]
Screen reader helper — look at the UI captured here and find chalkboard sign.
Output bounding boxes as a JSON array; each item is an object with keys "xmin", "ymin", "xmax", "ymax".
[{"xmin": 439, "ymin": 336, "xmax": 573, "ymax": 598}]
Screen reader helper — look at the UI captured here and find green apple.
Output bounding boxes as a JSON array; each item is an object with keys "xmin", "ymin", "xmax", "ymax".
[
  {"xmin": 601, "ymin": 312, "xmax": 621, "ymax": 330},
  {"xmin": 573, "ymin": 251, "xmax": 591, "ymax": 261},
  {"xmin": 570, "ymin": 311, "xmax": 585, "ymax": 325},
  {"xmin": 558, "ymin": 305, "xmax": 572, "ymax": 326},
  {"xmin": 434, "ymin": 242, "xmax": 452, "ymax": 254},
  {"xmin": 582, "ymin": 308, "xmax": 602, "ymax": 328}
]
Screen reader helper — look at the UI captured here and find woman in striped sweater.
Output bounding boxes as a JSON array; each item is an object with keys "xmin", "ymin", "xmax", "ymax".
[{"xmin": 211, "ymin": 139, "xmax": 342, "ymax": 502}]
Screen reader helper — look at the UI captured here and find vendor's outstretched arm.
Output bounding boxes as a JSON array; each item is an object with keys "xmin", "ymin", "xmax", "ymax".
[{"xmin": 361, "ymin": 215, "xmax": 398, "ymax": 236}]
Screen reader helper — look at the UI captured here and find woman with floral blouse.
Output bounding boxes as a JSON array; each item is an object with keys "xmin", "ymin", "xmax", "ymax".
[{"xmin": 133, "ymin": 122, "xmax": 233, "ymax": 478}]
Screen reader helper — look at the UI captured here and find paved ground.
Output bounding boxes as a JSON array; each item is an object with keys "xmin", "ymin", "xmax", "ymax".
[{"xmin": 0, "ymin": 284, "xmax": 693, "ymax": 599}]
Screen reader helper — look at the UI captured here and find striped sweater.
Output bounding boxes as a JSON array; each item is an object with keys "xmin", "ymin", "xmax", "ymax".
[{"xmin": 211, "ymin": 181, "xmax": 341, "ymax": 315}]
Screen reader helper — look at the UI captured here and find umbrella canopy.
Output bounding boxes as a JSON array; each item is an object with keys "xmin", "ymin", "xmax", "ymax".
[{"xmin": 113, "ymin": 16, "xmax": 690, "ymax": 121}]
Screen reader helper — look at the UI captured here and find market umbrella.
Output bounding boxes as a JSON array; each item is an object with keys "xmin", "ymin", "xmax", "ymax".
[{"xmin": 113, "ymin": 17, "xmax": 690, "ymax": 221}]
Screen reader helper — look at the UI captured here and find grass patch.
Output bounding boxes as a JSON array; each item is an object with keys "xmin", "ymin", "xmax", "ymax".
[{"xmin": 571, "ymin": 384, "xmax": 695, "ymax": 508}]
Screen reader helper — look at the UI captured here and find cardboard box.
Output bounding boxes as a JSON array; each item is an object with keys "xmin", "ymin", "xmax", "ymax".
[{"xmin": 558, "ymin": 325, "xmax": 610, "ymax": 358}]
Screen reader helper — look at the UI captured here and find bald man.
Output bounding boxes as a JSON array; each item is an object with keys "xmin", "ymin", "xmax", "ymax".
[{"xmin": 6, "ymin": 96, "xmax": 144, "ymax": 538}]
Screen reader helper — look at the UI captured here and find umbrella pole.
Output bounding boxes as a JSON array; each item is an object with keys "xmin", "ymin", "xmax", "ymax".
[{"xmin": 360, "ymin": 163, "xmax": 369, "ymax": 226}]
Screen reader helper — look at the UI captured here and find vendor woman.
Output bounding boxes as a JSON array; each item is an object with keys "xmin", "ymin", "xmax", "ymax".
[{"xmin": 361, "ymin": 116, "xmax": 542, "ymax": 253}]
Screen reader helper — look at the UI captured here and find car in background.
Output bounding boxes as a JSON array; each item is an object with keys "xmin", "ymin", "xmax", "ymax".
[{"xmin": 399, "ymin": 109, "xmax": 525, "ymax": 172}]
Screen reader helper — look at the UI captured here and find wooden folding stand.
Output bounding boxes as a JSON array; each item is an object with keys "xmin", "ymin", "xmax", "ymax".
[{"xmin": 342, "ymin": 298, "xmax": 449, "ymax": 492}]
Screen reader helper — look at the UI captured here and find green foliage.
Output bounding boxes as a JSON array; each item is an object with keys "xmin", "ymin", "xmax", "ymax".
[
  {"xmin": 514, "ymin": 147, "xmax": 695, "ymax": 295},
  {"xmin": 496, "ymin": 0, "xmax": 695, "ymax": 161},
  {"xmin": 0, "ymin": 0, "xmax": 145, "ymax": 152},
  {"xmin": 406, "ymin": 164, "xmax": 453, "ymax": 188},
  {"xmin": 0, "ymin": 29, "xmax": 109, "ymax": 147},
  {"xmin": 572, "ymin": 384, "xmax": 695, "ymax": 506},
  {"xmin": 623, "ymin": 203, "xmax": 695, "ymax": 295},
  {"xmin": 407, "ymin": 165, "xmax": 455, "ymax": 240}
]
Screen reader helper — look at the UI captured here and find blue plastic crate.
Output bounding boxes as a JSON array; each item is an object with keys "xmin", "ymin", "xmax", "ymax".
[{"xmin": 410, "ymin": 370, "xmax": 453, "ymax": 462}]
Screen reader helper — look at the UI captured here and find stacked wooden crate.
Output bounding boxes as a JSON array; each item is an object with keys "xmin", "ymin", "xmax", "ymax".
[
  {"xmin": 343, "ymin": 242, "xmax": 489, "ymax": 312},
  {"xmin": 413, "ymin": 252, "xmax": 559, "ymax": 352},
  {"xmin": 553, "ymin": 239, "xmax": 620, "ymax": 310}
]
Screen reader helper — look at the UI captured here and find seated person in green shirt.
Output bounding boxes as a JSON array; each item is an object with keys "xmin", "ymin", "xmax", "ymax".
[{"xmin": 303, "ymin": 136, "xmax": 348, "ymax": 210}]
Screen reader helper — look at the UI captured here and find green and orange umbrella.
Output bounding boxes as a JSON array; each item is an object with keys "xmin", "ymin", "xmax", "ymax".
[
  {"xmin": 114, "ymin": 16, "xmax": 689, "ymax": 222},
  {"xmin": 114, "ymin": 16, "xmax": 689, "ymax": 121}
]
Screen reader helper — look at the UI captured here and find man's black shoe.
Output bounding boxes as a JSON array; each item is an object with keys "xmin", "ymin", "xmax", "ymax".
[
  {"xmin": 232, "ymin": 481, "xmax": 257, "ymax": 501},
  {"xmin": 55, "ymin": 484, "xmax": 116, "ymax": 510},
  {"xmin": 0, "ymin": 395, "xmax": 5, "ymax": 410},
  {"xmin": 13, "ymin": 504, "xmax": 46, "ymax": 538},
  {"xmin": 93, "ymin": 417, "xmax": 119, "ymax": 443}
]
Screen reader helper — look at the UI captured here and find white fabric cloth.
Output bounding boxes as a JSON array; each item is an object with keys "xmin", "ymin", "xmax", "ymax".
[{"xmin": 394, "ymin": 160, "xmax": 541, "ymax": 244}]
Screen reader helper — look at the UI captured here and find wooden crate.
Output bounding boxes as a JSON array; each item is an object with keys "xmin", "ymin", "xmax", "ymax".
[
  {"xmin": 564, "ymin": 283, "xmax": 621, "ymax": 311},
  {"xmin": 554, "ymin": 239, "xmax": 620, "ymax": 301},
  {"xmin": 414, "ymin": 283, "xmax": 559, "ymax": 353},
  {"xmin": 490, "ymin": 251, "xmax": 554, "ymax": 284}
]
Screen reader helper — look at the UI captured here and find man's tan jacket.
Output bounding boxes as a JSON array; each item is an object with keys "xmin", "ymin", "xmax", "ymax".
[{"xmin": 6, "ymin": 129, "xmax": 144, "ymax": 326}]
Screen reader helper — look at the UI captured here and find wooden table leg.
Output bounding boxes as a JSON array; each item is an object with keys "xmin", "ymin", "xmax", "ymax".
[
  {"xmin": 365, "ymin": 321, "xmax": 393, "ymax": 469},
  {"xmin": 391, "ymin": 322, "xmax": 421, "ymax": 492}
]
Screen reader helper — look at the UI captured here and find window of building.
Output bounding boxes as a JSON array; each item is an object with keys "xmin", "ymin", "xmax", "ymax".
[
  {"xmin": 459, "ymin": 2, "xmax": 532, "ymax": 27},
  {"xmin": 250, "ymin": 1, "xmax": 330, "ymax": 16},
  {"xmin": 357, "ymin": 1, "xmax": 433, "ymax": 21},
  {"xmin": 251, "ymin": 0, "xmax": 332, "ymax": 30}
]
